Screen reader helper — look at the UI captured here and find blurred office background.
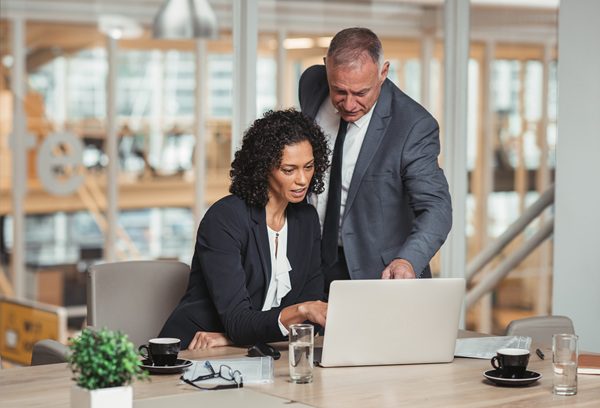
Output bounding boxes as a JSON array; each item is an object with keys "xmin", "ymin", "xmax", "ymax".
[{"xmin": 1, "ymin": 0, "xmax": 598, "ymax": 365}]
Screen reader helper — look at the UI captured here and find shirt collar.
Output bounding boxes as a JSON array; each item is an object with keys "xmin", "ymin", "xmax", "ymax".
[{"xmin": 352, "ymin": 102, "xmax": 376, "ymax": 129}]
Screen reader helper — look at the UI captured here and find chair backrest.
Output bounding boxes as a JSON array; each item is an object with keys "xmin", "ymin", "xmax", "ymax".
[
  {"xmin": 505, "ymin": 315, "xmax": 575, "ymax": 347},
  {"xmin": 31, "ymin": 339, "xmax": 70, "ymax": 366},
  {"xmin": 87, "ymin": 260, "xmax": 189, "ymax": 348}
]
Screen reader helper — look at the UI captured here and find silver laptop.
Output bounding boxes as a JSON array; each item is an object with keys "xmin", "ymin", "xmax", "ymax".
[{"xmin": 316, "ymin": 278, "xmax": 465, "ymax": 367}]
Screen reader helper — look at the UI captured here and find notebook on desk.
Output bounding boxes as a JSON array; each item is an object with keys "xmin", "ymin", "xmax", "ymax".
[{"xmin": 315, "ymin": 278, "xmax": 465, "ymax": 367}]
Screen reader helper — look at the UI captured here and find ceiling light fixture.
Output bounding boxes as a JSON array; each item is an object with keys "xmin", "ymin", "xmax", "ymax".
[
  {"xmin": 283, "ymin": 38, "xmax": 315, "ymax": 50},
  {"xmin": 99, "ymin": 14, "xmax": 143, "ymax": 39},
  {"xmin": 153, "ymin": 0, "xmax": 218, "ymax": 39}
]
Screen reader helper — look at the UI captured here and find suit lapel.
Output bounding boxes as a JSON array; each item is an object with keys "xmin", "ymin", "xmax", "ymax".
[
  {"xmin": 250, "ymin": 206, "xmax": 271, "ymax": 301},
  {"xmin": 343, "ymin": 80, "xmax": 393, "ymax": 220}
]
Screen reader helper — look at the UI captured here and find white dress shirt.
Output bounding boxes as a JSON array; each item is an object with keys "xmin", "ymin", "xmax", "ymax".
[
  {"xmin": 263, "ymin": 219, "xmax": 292, "ymax": 336},
  {"xmin": 311, "ymin": 98, "xmax": 376, "ymax": 245}
]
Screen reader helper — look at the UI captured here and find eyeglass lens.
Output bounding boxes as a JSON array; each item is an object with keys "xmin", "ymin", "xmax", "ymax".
[{"xmin": 218, "ymin": 365, "xmax": 242, "ymax": 384}]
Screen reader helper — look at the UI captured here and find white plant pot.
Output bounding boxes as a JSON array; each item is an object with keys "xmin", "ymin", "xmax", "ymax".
[{"xmin": 71, "ymin": 384, "xmax": 133, "ymax": 408}]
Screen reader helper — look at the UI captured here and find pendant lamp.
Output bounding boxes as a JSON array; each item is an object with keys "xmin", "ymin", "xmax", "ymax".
[{"xmin": 153, "ymin": 0, "xmax": 218, "ymax": 39}]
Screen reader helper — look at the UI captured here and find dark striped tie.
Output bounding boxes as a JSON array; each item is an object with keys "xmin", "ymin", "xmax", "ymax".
[{"xmin": 321, "ymin": 118, "xmax": 348, "ymax": 267}]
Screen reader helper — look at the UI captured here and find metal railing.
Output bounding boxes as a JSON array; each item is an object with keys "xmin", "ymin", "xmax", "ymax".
[{"xmin": 465, "ymin": 185, "xmax": 555, "ymax": 309}]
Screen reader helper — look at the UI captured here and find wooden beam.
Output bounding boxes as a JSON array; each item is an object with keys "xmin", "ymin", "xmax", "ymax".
[{"xmin": 0, "ymin": 264, "xmax": 15, "ymax": 297}]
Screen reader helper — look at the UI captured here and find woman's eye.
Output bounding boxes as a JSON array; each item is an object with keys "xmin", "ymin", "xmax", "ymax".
[{"xmin": 282, "ymin": 168, "xmax": 294, "ymax": 175}]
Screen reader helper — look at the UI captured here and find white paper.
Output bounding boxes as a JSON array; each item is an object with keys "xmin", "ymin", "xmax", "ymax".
[{"xmin": 454, "ymin": 336, "xmax": 532, "ymax": 359}]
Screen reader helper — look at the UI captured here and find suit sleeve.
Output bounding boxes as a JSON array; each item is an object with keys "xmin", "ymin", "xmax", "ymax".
[
  {"xmin": 298, "ymin": 66, "xmax": 313, "ymax": 112},
  {"xmin": 396, "ymin": 116, "xmax": 452, "ymax": 277},
  {"xmin": 294, "ymin": 208, "xmax": 325, "ymax": 302},
  {"xmin": 298, "ymin": 65, "xmax": 325, "ymax": 116},
  {"xmin": 196, "ymin": 202, "xmax": 283, "ymax": 345}
]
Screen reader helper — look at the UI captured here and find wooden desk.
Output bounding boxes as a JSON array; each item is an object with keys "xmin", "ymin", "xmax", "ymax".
[{"xmin": 1, "ymin": 338, "xmax": 599, "ymax": 408}]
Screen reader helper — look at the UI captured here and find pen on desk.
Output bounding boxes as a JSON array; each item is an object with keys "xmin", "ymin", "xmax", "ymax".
[{"xmin": 536, "ymin": 348, "xmax": 545, "ymax": 360}]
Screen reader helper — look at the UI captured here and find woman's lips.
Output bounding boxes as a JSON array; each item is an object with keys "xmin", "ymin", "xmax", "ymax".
[{"xmin": 290, "ymin": 188, "xmax": 307, "ymax": 198}]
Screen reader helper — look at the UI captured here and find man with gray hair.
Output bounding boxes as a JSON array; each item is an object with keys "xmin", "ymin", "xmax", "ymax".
[{"xmin": 299, "ymin": 27, "xmax": 452, "ymax": 293}]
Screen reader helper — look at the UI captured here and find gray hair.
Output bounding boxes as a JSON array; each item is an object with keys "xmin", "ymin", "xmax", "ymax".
[{"xmin": 326, "ymin": 27, "xmax": 384, "ymax": 68}]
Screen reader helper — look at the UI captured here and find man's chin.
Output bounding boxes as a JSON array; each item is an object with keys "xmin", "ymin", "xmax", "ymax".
[{"xmin": 342, "ymin": 112, "xmax": 363, "ymax": 122}]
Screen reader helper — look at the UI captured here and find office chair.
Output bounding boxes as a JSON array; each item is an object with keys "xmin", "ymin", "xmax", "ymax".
[
  {"xmin": 505, "ymin": 315, "xmax": 575, "ymax": 347},
  {"xmin": 31, "ymin": 339, "xmax": 70, "ymax": 366},
  {"xmin": 87, "ymin": 260, "xmax": 189, "ymax": 348}
]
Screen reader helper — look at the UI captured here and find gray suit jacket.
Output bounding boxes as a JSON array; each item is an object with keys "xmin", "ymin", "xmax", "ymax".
[{"xmin": 299, "ymin": 65, "xmax": 452, "ymax": 278}]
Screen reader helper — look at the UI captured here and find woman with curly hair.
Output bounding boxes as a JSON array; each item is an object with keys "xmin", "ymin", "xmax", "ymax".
[{"xmin": 160, "ymin": 109, "xmax": 330, "ymax": 349}]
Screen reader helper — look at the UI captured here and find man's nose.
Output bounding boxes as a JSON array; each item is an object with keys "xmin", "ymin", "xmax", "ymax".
[{"xmin": 342, "ymin": 95, "xmax": 356, "ymax": 111}]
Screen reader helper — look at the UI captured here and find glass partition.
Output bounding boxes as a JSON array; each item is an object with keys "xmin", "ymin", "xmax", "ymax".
[{"xmin": 467, "ymin": 9, "xmax": 558, "ymax": 332}]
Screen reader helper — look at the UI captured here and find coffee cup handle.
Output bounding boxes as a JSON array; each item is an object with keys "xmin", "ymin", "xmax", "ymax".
[
  {"xmin": 138, "ymin": 345, "xmax": 150, "ymax": 360},
  {"xmin": 491, "ymin": 356, "xmax": 501, "ymax": 370}
]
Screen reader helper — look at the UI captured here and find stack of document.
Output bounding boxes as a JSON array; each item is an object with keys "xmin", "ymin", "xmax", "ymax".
[{"xmin": 454, "ymin": 336, "xmax": 532, "ymax": 359}]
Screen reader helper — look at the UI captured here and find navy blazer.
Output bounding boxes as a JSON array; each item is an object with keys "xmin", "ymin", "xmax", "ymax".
[
  {"xmin": 160, "ymin": 195, "xmax": 324, "ymax": 347},
  {"xmin": 299, "ymin": 65, "xmax": 452, "ymax": 278}
]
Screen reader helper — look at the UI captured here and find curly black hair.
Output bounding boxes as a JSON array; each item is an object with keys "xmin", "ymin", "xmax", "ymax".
[{"xmin": 230, "ymin": 109, "xmax": 330, "ymax": 207}]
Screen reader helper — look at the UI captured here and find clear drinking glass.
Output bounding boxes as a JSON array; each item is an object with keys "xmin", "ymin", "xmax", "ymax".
[
  {"xmin": 552, "ymin": 333, "xmax": 578, "ymax": 396},
  {"xmin": 289, "ymin": 324, "xmax": 314, "ymax": 384}
]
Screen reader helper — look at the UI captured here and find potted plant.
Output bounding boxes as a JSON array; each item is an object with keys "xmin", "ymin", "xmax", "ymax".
[{"xmin": 68, "ymin": 327, "xmax": 148, "ymax": 408}]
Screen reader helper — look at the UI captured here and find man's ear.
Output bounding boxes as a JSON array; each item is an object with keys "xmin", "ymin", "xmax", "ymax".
[{"xmin": 380, "ymin": 61, "xmax": 390, "ymax": 80}]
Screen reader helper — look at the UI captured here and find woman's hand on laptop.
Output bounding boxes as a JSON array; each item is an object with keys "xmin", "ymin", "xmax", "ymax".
[
  {"xmin": 381, "ymin": 259, "xmax": 416, "ymax": 279},
  {"xmin": 281, "ymin": 301, "xmax": 328, "ymax": 328}
]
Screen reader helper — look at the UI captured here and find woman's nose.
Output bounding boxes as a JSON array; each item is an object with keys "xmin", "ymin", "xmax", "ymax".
[{"xmin": 296, "ymin": 170, "xmax": 308, "ymax": 186}]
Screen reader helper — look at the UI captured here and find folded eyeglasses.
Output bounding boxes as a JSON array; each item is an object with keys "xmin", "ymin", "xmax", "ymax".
[{"xmin": 180, "ymin": 361, "xmax": 243, "ymax": 391}]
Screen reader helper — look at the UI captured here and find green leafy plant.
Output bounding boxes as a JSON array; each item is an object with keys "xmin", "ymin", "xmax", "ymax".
[{"xmin": 68, "ymin": 327, "xmax": 148, "ymax": 390}]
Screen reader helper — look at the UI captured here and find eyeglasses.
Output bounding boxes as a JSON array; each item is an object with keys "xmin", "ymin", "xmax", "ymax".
[{"xmin": 180, "ymin": 361, "xmax": 243, "ymax": 391}]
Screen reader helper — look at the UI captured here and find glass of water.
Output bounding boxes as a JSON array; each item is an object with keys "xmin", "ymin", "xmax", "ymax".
[
  {"xmin": 552, "ymin": 333, "xmax": 578, "ymax": 396},
  {"xmin": 289, "ymin": 323, "xmax": 314, "ymax": 384}
]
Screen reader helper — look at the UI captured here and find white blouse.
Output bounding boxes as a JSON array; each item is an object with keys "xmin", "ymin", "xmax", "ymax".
[{"xmin": 262, "ymin": 219, "xmax": 292, "ymax": 311}]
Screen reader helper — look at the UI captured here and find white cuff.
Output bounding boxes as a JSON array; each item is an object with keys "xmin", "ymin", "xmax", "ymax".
[{"xmin": 278, "ymin": 313, "xmax": 289, "ymax": 336}]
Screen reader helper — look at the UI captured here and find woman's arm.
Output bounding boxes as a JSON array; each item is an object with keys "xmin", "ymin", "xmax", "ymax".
[
  {"xmin": 198, "ymin": 200, "xmax": 285, "ymax": 345},
  {"xmin": 194, "ymin": 200, "xmax": 327, "ymax": 346},
  {"xmin": 280, "ymin": 206, "xmax": 327, "ymax": 329}
]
